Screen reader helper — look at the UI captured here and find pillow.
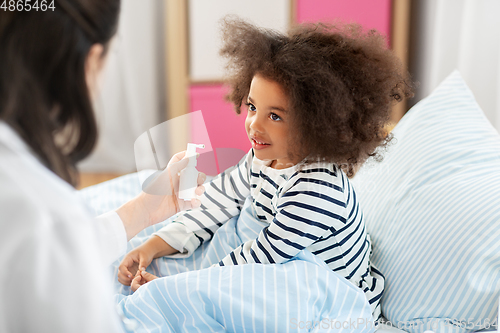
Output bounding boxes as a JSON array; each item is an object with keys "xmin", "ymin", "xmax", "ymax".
[{"xmin": 352, "ymin": 71, "xmax": 500, "ymax": 333}]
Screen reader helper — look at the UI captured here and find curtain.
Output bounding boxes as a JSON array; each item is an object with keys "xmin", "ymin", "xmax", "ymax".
[
  {"xmin": 77, "ymin": 0, "xmax": 165, "ymax": 173},
  {"xmin": 410, "ymin": 0, "xmax": 500, "ymax": 130}
]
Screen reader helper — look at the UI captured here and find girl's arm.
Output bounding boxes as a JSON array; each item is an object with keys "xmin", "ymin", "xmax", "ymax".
[
  {"xmin": 217, "ymin": 166, "xmax": 349, "ymax": 266},
  {"xmin": 152, "ymin": 150, "xmax": 253, "ymax": 258}
]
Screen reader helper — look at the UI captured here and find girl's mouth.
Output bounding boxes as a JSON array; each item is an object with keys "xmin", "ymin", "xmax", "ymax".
[{"xmin": 251, "ymin": 138, "xmax": 270, "ymax": 150}]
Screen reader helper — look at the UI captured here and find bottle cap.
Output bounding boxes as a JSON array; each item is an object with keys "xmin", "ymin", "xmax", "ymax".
[{"xmin": 186, "ymin": 143, "xmax": 205, "ymax": 167}]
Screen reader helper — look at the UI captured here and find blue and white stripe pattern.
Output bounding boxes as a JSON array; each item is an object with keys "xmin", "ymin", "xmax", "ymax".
[
  {"xmin": 80, "ymin": 176, "xmax": 375, "ymax": 332},
  {"xmin": 352, "ymin": 71, "xmax": 500, "ymax": 333},
  {"xmin": 154, "ymin": 150, "xmax": 384, "ymax": 318},
  {"xmin": 114, "ymin": 253, "xmax": 375, "ymax": 333}
]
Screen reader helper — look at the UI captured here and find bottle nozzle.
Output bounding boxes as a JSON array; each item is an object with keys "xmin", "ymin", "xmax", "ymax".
[{"xmin": 186, "ymin": 143, "xmax": 205, "ymax": 154}]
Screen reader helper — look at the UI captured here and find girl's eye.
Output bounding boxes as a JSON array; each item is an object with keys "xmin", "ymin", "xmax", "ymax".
[
  {"xmin": 270, "ymin": 113, "xmax": 281, "ymax": 121},
  {"xmin": 246, "ymin": 103, "xmax": 256, "ymax": 112}
]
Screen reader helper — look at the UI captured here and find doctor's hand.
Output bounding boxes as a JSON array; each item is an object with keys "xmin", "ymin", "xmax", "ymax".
[
  {"xmin": 116, "ymin": 151, "xmax": 206, "ymax": 241},
  {"xmin": 140, "ymin": 150, "xmax": 207, "ymax": 224}
]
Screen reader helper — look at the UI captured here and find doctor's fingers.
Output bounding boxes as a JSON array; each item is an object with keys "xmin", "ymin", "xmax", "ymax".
[
  {"xmin": 195, "ymin": 184, "xmax": 205, "ymax": 196},
  {"xmin": 197, "ymin": 172, "xmax": 207, "ymax": 186},
  {"xmin": 168, "ymin": 151, "xmax": 186, "ymax": 165},
  {"xmin": 189, "ymin": 197, "xmax": 201, "ymax": 210},
  {"xmin": 168, "ymin": 155, "xmax": 206, "ymax": 184},
  {"xmin": 167, "ymin": 152, "xmax": 189, "ymax": 175}
]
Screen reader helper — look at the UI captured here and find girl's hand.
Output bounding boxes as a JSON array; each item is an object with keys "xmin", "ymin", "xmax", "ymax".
[
  {"xmin": 131, "ymin": 270, "xmax": 159, "ymax": 292},
  {"xmin": 118, "ymin": 243, "xmax": 156, "ymax": 286},
  {"xmin": 116, "ymin": 151, "xmax": 206, "ymax": 241},
  {"xmin": 118, "ymin": 236, "xmax": 178, "ymax": 286}
]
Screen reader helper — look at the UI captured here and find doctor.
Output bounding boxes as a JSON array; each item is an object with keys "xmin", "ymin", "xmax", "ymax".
[{"xmin": 0, "ymin": 0, "xmax": 204, "ymax": 332}]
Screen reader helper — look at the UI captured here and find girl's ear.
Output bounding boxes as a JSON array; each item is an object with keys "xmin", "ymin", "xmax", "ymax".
[{"xmin": 85, "ymin": 43, "xmax": 105, "ymax": 100}]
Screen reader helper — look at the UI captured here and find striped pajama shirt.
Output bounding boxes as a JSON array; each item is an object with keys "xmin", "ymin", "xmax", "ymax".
[{"xmin": 155, "ymin": 149, "xmax": 384, "ymax": 318}]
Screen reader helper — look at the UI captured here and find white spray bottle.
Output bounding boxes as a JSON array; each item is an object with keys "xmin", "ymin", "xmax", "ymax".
[{"xmin": 178, "ymin": 143, "xmax": 205, "ymax": 201}]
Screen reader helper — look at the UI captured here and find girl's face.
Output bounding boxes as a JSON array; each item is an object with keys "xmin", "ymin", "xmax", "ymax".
[{"xmin": 245, "ymin": 74, "xmax": 301, "ymax": 169}]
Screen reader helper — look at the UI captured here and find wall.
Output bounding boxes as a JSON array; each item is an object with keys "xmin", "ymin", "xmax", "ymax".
[
  {"xmin": 408, "ymin": 0, "xmax": 500, "ymax": 130},
  {"xmin": 78, "ymin": 0, "xmax": 165, "ymax": 173}
]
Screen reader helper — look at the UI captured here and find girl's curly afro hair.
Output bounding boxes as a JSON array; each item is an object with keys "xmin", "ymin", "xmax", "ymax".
[{"xmin": 220, "ymin": 17, "xmax": 413, "ymax": 176}]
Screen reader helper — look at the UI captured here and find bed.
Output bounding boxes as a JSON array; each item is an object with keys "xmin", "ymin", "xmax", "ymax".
[{"xmin": 79, "ymin": 71, "xmax": 500, "ymax": 332}]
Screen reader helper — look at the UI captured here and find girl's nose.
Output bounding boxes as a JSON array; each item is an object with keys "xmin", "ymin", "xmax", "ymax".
[{"xmin": 249, "ymin": 114, "xmax": 264, "ymax": 133}]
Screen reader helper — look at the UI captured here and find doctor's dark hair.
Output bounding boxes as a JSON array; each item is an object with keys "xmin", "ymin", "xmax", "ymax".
[
  {"xmin": 0, "ymin": 0, "xmax": 120, "ymax": 186},
  {"xmin": 220, "ymin": 18, "xmax": 413, "ymax": 176}
]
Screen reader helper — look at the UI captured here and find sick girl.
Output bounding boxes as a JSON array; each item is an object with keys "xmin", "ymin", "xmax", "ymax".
[{"xmin": 118, "ymin": 17, "xmax": 412, "ymax": 319}]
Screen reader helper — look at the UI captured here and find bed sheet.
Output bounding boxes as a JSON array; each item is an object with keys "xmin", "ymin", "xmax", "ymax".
[{"xmin": 79, "ymin": 171, "xmax": 375, "ymax": 332}]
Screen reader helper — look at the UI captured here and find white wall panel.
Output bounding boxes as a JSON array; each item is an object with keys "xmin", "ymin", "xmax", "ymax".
[
  {"xmin": 78, "ymin": 0, "xmax": 164, "ymax": 172},
  {"xmin": 188, "ymin": 0, "xmax": 290, "ymax": 81},
  {"xmin": 410, "ymin": 0, "xmax": 500, "ymax": 130}
]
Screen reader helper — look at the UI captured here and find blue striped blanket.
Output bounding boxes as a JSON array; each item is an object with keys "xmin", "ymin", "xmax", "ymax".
[{"xmin": 79, "ymin": 171, "xmax": 375, "ymax": 332}]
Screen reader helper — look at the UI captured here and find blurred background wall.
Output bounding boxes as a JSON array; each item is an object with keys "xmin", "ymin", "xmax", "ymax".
[
  {"xmin": 77, "ymin": 0, "xmax": 500, "ymax": 186},
  {"xmin": 408, "ymin": 0, "xmax": 500, "ymax": 130},
  {"xmin": 77, "ymin": 0, "xmax": 165, "ymax": 175}
]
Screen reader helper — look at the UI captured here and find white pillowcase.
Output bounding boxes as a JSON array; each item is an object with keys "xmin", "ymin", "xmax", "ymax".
[{"xmin": 352, "ymin": 71, "xmax": 500, "ymax": 333}]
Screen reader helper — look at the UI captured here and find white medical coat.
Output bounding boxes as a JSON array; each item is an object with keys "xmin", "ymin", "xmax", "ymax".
[{"xmin": 0, "ymin": 121, "xmax": 127, "ymax": 332}]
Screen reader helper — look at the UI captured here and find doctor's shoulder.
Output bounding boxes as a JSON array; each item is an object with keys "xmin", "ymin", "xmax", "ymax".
[
  {"xmin": 0, "ymin": 156, "xmax": 119, "ymax": 332},
  {"xmin": 0, "ymin": 138, "xmax": 97, "ymax": 244}
]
